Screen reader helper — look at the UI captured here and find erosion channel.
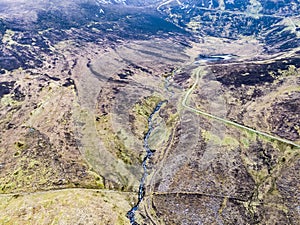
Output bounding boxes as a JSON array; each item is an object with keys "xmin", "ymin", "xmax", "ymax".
[{"xmin": 127, "ymin": 100, "xmax": 167, "ymax": 225}]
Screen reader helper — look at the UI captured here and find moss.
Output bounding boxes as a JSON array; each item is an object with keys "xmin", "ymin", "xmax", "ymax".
[
  {"xmin": 202, "ymin": 130, "xmax": 221, "ymax": 143},
  {"xmin": 166, "ymin": 112, "xmax": 178, "ymax": 127},
  {"xmin": 202, "ymin": 130, "xmax": 239, "ymax": 148},
  {"xmin": 114, "ymin": 135, "xmax": 133, "ymax": 165},
  {"xmin": 294, "ymin": 125, "xmax": 300, "ymax": 137},
  {"xmin": 133, "ymin": 95, "xmax": 162, "ymax": 119},
  {"xmin": 218, "ymin": 197, "xmax": 228, "ymax": 215},
  {"xmin": 28, "ymin": 160, "xmax": 40, "ymax": 169},
  {"xmin": 278, "ymin": 65, "xmax": 299, "ymax": 77},
  {"xmin": 0, "ymin": 145, "xmax": 103, "ymax": 194},
  {"xmin": 0, "ymin": 189, "xmax": 132, "ymax": 224},
  {"xmin": 222, "ymin": 136, "xmax": 240, "ymax": 147},
  {"xmin": 95, "ymin": 114, "xmax": 135, "ymax": 165},
  {"xmin": 240, "ymin": 129, "xmax": 261, "ymax": 148},
  {"xmin": 86, "ymin": 170, "xmax": 105, "ymax": 189},
  {"xmin": 94, "ymin": 95, "xmax": 164, "ymax": 165},
  {"xmin": 0, "ymin": 95, "xmax": 21, "ymax": 107},
  {"xmin": 266, "ymin": 180, "xmax": 279, "ymax": 196},
  {"xmin": 13, "ymin": 151, "xmax": 21, "ymax": 157},
  {"xmin": 14, "ymin": 141, "xmax": 26, "ymax": 150}
]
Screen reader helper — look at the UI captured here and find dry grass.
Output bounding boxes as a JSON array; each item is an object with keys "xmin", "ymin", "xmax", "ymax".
[{"xmin": 0, "ymin": 189, "xmax": 133, "ymax": 225}]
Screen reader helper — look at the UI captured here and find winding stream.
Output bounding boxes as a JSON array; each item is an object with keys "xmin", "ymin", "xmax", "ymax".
[{"xmin": 127, "ymin": 100, "xmax": 167, "ymax": 225}]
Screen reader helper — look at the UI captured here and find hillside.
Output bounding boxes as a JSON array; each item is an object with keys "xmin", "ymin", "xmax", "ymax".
[{"xmin": 0, "ymin": 0, "xmax": 299, "ymax": 224}]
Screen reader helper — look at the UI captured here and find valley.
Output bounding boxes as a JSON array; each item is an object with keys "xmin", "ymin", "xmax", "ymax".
[{"xmin": 0, "ymin": 0, "xmax": 299, "ymax": 224}]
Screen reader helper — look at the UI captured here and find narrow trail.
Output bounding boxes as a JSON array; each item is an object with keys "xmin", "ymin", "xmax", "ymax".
[
  {"xmin": 148, "ymin": 191, "xmax": 247, "ymax": 202},
  {"xmin": 0, "ymin": 187, "xmax": 135, "ymax": 197},
  {"xmin": 182, "ymin": 66, "xmax": 300, "ymax": 149}
]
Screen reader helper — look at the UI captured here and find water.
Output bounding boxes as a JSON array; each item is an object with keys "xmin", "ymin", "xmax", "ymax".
[
  {"xmin": 195, "ymin": 54, "xmax": 236, "ymax": 63},
  {"xmin": 127, "ymin": 100, "xmax": 167, "ymax": 225}
]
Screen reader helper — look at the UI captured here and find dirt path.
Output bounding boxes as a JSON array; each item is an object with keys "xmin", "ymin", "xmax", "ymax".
[{"xmin": 182, "ymin": 66, "xmax": 300, "ymax": 148}]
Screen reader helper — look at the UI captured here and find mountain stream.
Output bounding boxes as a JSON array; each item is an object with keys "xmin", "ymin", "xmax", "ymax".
[{"xmin": 126, "ymin": 100, "xmax": 167, "ymax": 225}]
